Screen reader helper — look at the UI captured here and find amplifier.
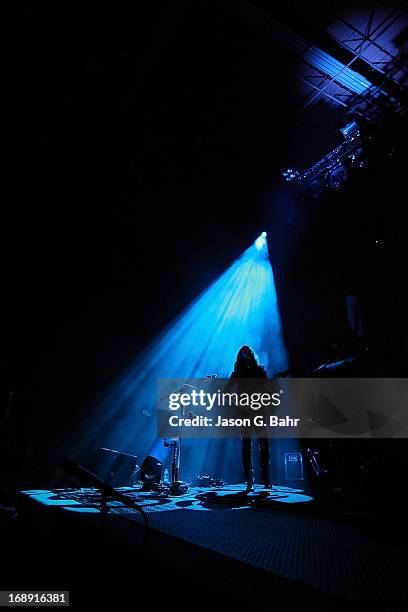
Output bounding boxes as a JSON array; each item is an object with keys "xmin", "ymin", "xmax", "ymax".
[{"xmin": 284, "ymin": 452, "xmax": 304, "ymax": 480}]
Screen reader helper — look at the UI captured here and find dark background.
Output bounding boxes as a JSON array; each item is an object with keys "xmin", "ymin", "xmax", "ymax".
[{"xmin": 1, "ymin": 2, "xmax": 407, "ymax": 490}]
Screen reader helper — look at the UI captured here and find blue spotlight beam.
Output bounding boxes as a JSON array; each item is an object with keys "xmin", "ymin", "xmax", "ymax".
[{"xmin": 75, "ymin": 234, "xmax": 288, "ymax": 469}]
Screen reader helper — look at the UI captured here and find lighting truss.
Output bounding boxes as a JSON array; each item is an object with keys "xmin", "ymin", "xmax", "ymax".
[
  {"xmin": 299, "ymin": 6, "xmax": 408, "ymax": 121},
  {"xmin": 302, "ymin": 46, "xmax": 375, "ymax": 96},
  {"xmin": 282, "ymin": 122, "xmax": 365, "ymax": 191}
]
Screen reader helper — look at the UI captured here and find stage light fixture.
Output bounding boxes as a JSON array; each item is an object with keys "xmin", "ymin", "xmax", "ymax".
[
  {"xmin": 349, "ymin": 148, "xmax": 368, "ymax": 169},
  {"xmin": 140, "ymin": 455, "xmax": 162, "ymax": 491},
  {"xmin": 282, "ymin": 168, "xmax": 300, "ymax": 182},
  {"xmin": 255, "ymin": 232, "xmax": 267, "ymax": 251},
  {"xmin": 307, "ymin": 177, "xmax": 324, "ymax": 199},
  {"xmin": 325, "ymin": 165, "xmax": 348, "ymax": 190},
  {"xmin": 340, "ymin": 121, "xmax": 359, "ymax": 140}
]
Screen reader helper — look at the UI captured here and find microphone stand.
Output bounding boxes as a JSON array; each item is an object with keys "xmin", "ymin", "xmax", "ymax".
[
  {"xmin": 62, "ymin": 459, "xmax": 149, "ymax": 547},
  {"xmin": 162, "ymin": 374, "xmax": 217, "ymax": 496}
]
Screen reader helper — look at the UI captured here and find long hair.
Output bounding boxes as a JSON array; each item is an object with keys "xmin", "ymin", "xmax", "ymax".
[{"xmin": 233, "ymin": 345, "xmax": 262, "ymax": 374}]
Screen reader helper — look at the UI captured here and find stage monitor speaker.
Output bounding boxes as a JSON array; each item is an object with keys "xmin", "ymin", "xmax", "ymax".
[{"xmin": 77, "ymin": 448, "xmax": 138, "ymax": 487}]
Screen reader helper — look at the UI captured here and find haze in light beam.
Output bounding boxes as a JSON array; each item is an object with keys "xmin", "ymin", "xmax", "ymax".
[{"xmin": 74, "ymin": 235, "xmax": 288, "ymax": 468}]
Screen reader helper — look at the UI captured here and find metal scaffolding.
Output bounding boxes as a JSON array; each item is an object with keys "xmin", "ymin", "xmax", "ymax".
[{"xmin": 298, "ymin": 5, "xmax": 408, "ymax": 122}]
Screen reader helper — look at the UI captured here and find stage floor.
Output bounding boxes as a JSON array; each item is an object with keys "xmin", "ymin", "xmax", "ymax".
[{"xmin": 19, "ymin": 484, "xmax": 408, "ymax": 608}]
